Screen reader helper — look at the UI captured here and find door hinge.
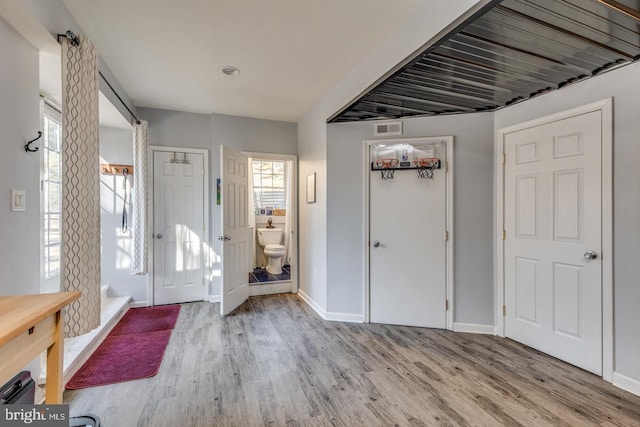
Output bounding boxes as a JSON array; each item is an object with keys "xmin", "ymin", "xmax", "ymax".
[
  {"xmin": 203, "ymin": 223, "xmax": 206, "ymax": 231},
  {"xmin": 502, "ymin": 154, "xmax": 506, "ymax": 165},
  {"xmin": 503, "ymin": 305, "xmax": 506, "ymax": 316},
  {"xmin": 446, "ymin": 300, "xmax": 449, "ymax": 311},
  {"xmin": 445, "ymin": 161, "xmax": 449, "ymax": 173},
  {"xmin": 502, "ymin": 229, "xmax": 506, "ymax": 240},
  {"xmin": 202, "ymin": 168, "xmax": 205, "ymax": 176},
  {"xmin": 445, "ymin": 230, "xmax": 449, "ymax": 242},
  {"xmin": 202, "ymin": 277, "xmax": 205, "ymax": 287}
]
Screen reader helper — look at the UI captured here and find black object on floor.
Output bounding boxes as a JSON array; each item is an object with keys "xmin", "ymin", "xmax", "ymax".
[
  {"xmin": 69, "ymin": 414, "xmax": 101, "ymax": 426},
  {"xmin": 0, "ymin": 371, "xmax": 35, "ymax": 404}
]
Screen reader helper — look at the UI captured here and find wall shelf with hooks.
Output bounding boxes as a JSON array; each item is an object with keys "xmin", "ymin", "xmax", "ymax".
[{"xmin": 100, "ymin": 163, "xmax": 134, "ymax": 176}]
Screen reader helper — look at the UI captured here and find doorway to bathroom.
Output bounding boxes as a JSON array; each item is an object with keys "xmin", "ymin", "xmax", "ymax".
[{"xmin": 246, "ymin": 153, "xmax": 298, "ymax": 296}]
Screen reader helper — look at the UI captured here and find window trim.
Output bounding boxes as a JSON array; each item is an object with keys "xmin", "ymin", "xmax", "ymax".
[
  {"xmin": 42, "ymin": 102, "xmax": 62, "ymax": 281},
  {"xmin": 252, "ymin": 159, "xmax": 287, "ymax": 210}
]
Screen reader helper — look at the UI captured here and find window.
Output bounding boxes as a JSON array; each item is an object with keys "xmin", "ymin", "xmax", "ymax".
[
  {"xmin": 43, "ymin": 104, "xmax": 62, "ymax": 279},
  {"xmin": 252, "ymin": 160, "xmax": 285, "ymax": 210}
]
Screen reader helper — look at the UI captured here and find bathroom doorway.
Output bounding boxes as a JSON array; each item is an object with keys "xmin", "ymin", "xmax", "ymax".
[{"xmin": 245, "ymin": 153, "xmax": 298, "ymax": 296}]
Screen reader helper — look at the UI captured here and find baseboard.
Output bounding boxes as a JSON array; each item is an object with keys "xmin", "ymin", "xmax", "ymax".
[
  {"xmin": 453, "ymin": 322, "xmax": 495, "ymax": 335},
  {"xmin": 209, "ymin": 294, "xmax": 221, "ymax": 303},
  {"xmin": 613, "ymin": 372, "xmax": 640, "ymax": 397},
  {"xmin": 325, "ymin": 312, "xmax": 364, "ymax": 323},
  {"xmin": 296, "ymin": 291, "xmax": 363, "ymax": 323},
  {"xmin": 297, "ymin": 290, "xmax": 327, "ymax": 319},
  {"xmin": 129, "ymin": 300, "xmax": 148, "ymax": 308}
]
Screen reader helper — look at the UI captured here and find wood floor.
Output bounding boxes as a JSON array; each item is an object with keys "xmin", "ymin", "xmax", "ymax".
[{"xmin": 65, "ymin": 294, "xmax": 640, "ymax": 426}]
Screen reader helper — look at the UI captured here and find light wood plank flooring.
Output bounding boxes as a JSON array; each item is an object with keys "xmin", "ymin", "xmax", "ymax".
[{"xmin": 65, "ymin": 294, "xmax": 640, "ymax": 426}]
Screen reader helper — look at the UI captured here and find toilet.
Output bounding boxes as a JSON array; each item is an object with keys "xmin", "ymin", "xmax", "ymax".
[{"xmin": 257, "ymin": 227, "xmax": 285, "ymax": 274}]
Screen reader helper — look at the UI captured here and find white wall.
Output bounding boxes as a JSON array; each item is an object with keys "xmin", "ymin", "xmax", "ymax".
[
  {"xmin": 327, "ymin": 113, "xmax": 494, "ymax": 324},
  {"xmin": 0, "ymin": 15, "xmax": 40, "ymax": 296},
  {"xmin": 0, "ymin": 13, "xmax": 41, "ymax": 379},
  {"xmin": 99, "ymin": 126, "xmax": 147, "ymax": 303},
  {"xmin": 211, "ymin": 113, "xmax": 297, "ymax": 295},
  {"xmin": 19, "ymin": 0, "xmax": 135, "ymax": 120},
  {"xmin": 137, "ymin": 108, "xmax": 297, "ymax": 298},
  {"xmin": 297, "ymin": 0, "xmax": 484, "ymax": 313},
  {"xmin": 494, "ymin": 60, "xmax": 640, "ymax": 386}
]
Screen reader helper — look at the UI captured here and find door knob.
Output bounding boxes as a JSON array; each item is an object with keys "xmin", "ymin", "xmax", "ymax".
[
  {"xmin": 584, "ymin": 250, "xmax": 598, "ymax": 260},
  {"xmin": 154, "ymin": 233, "xmax": 163, "ymax": 239},
  {"xmin": 218, "ymin": 235, "xmax": 231, "ymax": 241},
  {"xmin": 372, "ymin": 240, "xmax": 380, "ymax": 248}
]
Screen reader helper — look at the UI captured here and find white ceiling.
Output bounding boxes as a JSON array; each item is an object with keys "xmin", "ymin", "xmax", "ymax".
[{"xmin": 63, "ymin": 0, "xmax": 427, "ymax": 123}]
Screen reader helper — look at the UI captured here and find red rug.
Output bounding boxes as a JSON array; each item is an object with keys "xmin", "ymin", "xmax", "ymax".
[
  {"xmin": 66, "ymin": 305, "xmax": 180, "ymax": 390},
  {"xmin": 109, "ymin": 305, "xmax": 181, "ymax": 336}
]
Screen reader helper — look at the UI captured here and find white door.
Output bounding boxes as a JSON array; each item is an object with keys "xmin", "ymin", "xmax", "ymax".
[
  {"xmin": 153, "ymin": 150, "xmax": 205, "ymax": 305},
  {"xmin": 220, "ymin": 145, "xmax": 250, "ymax": 315},
  {"xmin": 370, "ymin": 142, "xmax": 447, "ymax": 328},
  {"xmin": 504, "ymin": 111, "xmax": 602, "ymax": 374}
]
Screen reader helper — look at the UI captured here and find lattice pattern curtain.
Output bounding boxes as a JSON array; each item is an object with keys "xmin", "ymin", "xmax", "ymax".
[
  {"xmin": 131, "ymin": 120, "xmax": 149, "ymax": 275},
  {"xmin": 60, "ymin": 35, "xmax": 101, "ymax": 337}
]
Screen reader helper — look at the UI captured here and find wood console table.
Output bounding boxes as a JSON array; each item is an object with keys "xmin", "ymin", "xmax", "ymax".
[{"xmin": 0, "ymin": 292, "xmax": 80, "ymax": 404}]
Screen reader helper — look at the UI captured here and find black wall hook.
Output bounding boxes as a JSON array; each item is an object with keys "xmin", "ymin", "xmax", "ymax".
[{"xmin": 25, "ymin": 131, "xmax": 42, "ymax": 153}]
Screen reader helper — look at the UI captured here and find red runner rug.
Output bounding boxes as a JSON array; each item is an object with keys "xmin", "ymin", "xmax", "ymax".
[
  {"xmin": 66, "ymin": 305, "xmax": 180, "ymax": 390},
  {"xmin": 109, "ymin": 305, "xmax": 181, "ymax": 336}
]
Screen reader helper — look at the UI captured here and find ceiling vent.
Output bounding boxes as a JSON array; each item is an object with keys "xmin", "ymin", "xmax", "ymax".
[{"xmin": 374, "ymin": 121, "xmax": 403, "ymax": 136}]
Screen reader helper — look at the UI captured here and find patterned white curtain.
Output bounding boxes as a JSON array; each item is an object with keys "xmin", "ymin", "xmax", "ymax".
[
  {"xmin": 60, "ymin": 35, "xmax": 101, "ymax": 337},
  {"xmin": 131, "ymin": 120, "xmax": 149, "ymax": 275}
]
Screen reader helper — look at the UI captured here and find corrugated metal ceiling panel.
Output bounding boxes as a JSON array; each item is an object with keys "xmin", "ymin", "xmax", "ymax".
[{"xmin": 330, "ymin": 0, "xmax": 640, "ymax": 122}]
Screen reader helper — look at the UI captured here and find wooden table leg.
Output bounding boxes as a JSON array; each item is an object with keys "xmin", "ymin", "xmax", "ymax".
[{"xmin": 45, "ymin": 310, "xmax": 64, "ymax": 404}]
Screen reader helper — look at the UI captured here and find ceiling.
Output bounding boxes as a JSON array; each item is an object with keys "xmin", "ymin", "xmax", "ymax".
[
  {"xmin": 63, "ymin": 0, "xmax": 431, "ymax": 123},
  {"xmin": 331, "ymin": 0, "xmax": 640, "ymax": 122}
]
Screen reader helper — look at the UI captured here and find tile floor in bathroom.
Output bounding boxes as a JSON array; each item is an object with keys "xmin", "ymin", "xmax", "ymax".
[{"xmin": 249, "ymin": 265, "xmax": 291, "ymax": 284}]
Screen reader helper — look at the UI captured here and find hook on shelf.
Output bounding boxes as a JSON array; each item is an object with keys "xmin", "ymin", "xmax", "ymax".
[{"xmin": 25, "ymin": 131, "xmax": 42, "ymax": 153}]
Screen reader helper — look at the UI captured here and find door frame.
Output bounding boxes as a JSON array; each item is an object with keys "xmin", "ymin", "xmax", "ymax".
[
  {"xmin": 495, "ymin": 98, "xmax": 613, "ymax": 381},
  {"xmin": 363, "ymin": 136, "xmax": 454, "ymax": 330},
  {"xmin": 243, "ymin": 152, "xmax": 299, "ymax": 295},
  {"xmin": 148, "ymin": 145, "xmax": 210, "ymax": 306}
]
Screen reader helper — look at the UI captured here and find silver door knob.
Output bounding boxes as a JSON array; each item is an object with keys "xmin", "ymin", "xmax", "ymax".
[
  {"xmin": 584, "ymin": 250, "xmax": 598, "ymax": 260},
  {"xmin": 154, "ymin": 233, "xmax": 163, "ymax": 239},
  {"xmin": 372, "ymin": 240, "xmax": 380, "ymax": 248},
  {"xmin": 218, "ymin": 235, "xmax": 231, "ymax": 241}
]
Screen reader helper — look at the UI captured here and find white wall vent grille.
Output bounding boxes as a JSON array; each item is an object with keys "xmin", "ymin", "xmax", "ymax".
[{"xmin": 374, "ymin": 121, "xmax": 402, "ymax": 136}]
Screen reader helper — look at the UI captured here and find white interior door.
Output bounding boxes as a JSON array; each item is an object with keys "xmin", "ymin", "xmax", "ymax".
[
  {"xmin": 369, "ymin": 142, "xmax": 447, "ymax": 328},
  {"xmin": 504, "ymin": 111, "xmax": 602, "ymax": 375},
  {"xmin": 220, "ymin": 145, "xmax": 250, "ymax": 315},
  {"xmin": 153, "ymin": 150, "xmax": 205, "ymax": 305}
]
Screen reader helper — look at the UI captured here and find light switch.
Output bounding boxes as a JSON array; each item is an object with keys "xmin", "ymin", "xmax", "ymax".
[{"xmin": 11, "ymin": 189, "xmax": 26, "ymax": 212}]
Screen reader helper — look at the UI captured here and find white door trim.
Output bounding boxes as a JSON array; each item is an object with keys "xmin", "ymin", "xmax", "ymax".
[
  {"xmin": 244, "ymin": 152, "xmax": 299, "ymax": 294},
  {"xmin": 363, "ymin": 136, "xmax": 454, "ymax": 330},
  {"xmin": 148, "ymin": 145, "xmax": 210, "ymax": 306},
  {"xmin": 495, "ymin": 98, "xmax": 613, "ymax": 381}
]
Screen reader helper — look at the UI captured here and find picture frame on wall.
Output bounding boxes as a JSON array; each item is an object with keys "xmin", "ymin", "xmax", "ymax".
[{"xmin": 307, "ymin": 172, "xmax": 316, "ymax": 204}]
